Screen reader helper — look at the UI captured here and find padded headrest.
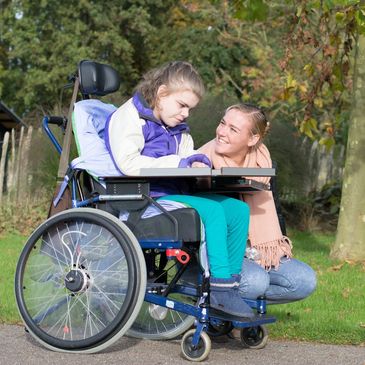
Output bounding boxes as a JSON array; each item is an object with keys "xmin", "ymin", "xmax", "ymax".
[{"xmin": 78, "ymin": 60, "xmax": 120, "ymax": 96}]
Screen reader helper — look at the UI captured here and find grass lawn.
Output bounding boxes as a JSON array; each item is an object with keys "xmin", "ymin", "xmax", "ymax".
[
  {"xmin": 1, "ymin": 229, "xmax": 364, "ymax": 345},
  {"xmin": 269, "ymin": 229, "xmax": 365, "ymax": 345},
  {"xmin": 0, "ymin": 233, "xmax": 25, "ymax": 324}
]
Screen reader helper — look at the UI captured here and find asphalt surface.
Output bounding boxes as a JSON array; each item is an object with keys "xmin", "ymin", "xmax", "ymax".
[{"xmin": 0, "ymin": 324, "xmax": 364, "ymax": 365}]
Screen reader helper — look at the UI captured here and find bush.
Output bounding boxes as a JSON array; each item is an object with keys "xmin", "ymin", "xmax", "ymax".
[
  {"xmin": 0, "ymin": 126, "xmax": 64, "ymax": 236},
  {"xmin": 0, "ymin": 191, "xmax": 49, "ymax": 235},
  {"xmin": 265, "ymin": 119, "xmax": 310, "ymax": 198},
  {"xmin": 281, "ymin": 181, "xmax": 341, "ymax": 233},
  {"xmin": 189, "ymin": 93, "xmax": 240, "ymax": 147}
]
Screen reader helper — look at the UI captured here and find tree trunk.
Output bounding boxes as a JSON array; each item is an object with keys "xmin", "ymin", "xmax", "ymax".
[{"xmin": 331, "ymin": 34, "xmax": 365, "ymax": 261}]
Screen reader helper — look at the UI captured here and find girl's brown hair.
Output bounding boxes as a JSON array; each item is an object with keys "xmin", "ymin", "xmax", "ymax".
[{"xmin": 135, "ymin": 61, "xmax": 205, "ymax": 108}]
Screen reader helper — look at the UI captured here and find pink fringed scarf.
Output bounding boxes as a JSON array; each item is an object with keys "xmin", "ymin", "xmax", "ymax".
[{"xmin": 199, "ymin": 140, "xmax": 292, "ymax": 270}]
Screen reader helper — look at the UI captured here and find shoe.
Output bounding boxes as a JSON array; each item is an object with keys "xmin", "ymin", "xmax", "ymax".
[{"xmin": 209, "ymin": 277, "xmax": 254, "ymax": 318}]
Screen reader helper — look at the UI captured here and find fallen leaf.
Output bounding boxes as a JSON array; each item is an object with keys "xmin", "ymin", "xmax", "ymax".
[
  {"xmin": 342, "ymin": 287, "xmax": 351, "ymax": 299},
  {"xmin": 329, "ymin": 263, "xmax": 344, "ymax": 271}
]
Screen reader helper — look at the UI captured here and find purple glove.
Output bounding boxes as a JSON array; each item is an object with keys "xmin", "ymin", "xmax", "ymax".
[{"xmin": 178, "ymin": 154, "xmax": 212, "ymax": 168}]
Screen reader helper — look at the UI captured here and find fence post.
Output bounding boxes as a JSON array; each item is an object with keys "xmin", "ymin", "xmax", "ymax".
[
  {"xmin": 18, "ymin": 126, "xmax": 33, "ymax": 199},
  {"xmin": 6, "ymin": 129, "xmax": 16, "ymax": 193},
  {"xmin": 0, "ymin": 131, "xmax": 10, "ymax": 203},
  {"xmin": 15, "ymin": 126, "xmax": 24, "ymax": 200}
]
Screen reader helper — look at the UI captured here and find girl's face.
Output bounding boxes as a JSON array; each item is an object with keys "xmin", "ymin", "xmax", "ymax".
[
  {"xmin": 154, "ymin": 85, "xmax": 200, "ymax": 127},
  {"xmin": 215, "ymin": 108, "xmax": 260, "ymax": 158}
]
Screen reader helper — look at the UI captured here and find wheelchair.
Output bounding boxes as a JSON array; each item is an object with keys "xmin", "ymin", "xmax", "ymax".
[{"xmin": 14, "ymin": 60, "xmax": 276, "ymax": 361}]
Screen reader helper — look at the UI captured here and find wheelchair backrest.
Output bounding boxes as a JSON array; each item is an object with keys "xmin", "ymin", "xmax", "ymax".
[
  {"xmin": 72, "ymin": 60, "xmax": 123, "ymax": 178},
  {"xmin": 72, "ymin": 99, "xmax": 119, "ymax": 178}
]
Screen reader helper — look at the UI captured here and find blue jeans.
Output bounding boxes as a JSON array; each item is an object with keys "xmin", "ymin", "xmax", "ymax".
[{"xmin": 239, "ymin": 257, "xmax": 316, "ymax": 304}]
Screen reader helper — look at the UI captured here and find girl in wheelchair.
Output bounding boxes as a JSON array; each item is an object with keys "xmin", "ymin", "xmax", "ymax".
[{"xmin": 106, "ymin": 61, "xmax": 253, "ymax": 319}]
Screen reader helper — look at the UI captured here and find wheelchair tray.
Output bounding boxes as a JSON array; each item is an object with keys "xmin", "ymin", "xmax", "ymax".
[{"xmin": 100, "ymin": 167, "xmax": 274, "ymax": 193}]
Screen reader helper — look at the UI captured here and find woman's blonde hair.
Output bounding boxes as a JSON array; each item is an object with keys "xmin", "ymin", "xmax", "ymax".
[
  {"xmin": 135, "ymin": 61, "xmax": 205, "ymax": 108},
  {"xmin": 225, "ymin": 103, "xmax": 270, "ymax": 144}
]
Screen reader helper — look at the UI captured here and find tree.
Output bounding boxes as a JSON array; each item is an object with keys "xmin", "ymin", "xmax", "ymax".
[
  {"xmin": 277, "ymin": 1, "xmax": 365, "ymax": 260},
  {"xmin": 230, "ymin": 0, "xmax": 365, "ymax": 260},
  {"xmin": 331, "ymin": 33, "xmax": 365, "ymax": 260},
  {"xmin": 275, "ymin": 1, "xmax": 365, "ymax": 260},
  {"xmin": 0, "ymin": 0, "xmax": 175, "ymax": 118}
]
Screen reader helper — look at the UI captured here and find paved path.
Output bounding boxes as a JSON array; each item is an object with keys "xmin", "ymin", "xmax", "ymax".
[{"xmin": 0, "ymin": 325, "xmax": 364, "ymax": 365}]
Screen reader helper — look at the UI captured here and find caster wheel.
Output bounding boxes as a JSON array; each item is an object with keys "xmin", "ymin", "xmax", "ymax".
[
  {"xmin": 207, "ymin": 320, "xmax": 233, "ymax": 337},
  {"xmin": 181, "ymin": 329, "xmax": 211, "ymax": 362},
  {"xmin": 240, "ymin": 325, "xmax": 269, "ymax": 349}
]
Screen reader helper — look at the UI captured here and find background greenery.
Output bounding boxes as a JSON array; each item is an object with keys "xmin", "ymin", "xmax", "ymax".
[
  {"xmin": 1, "ymin": 0, "xmax": 356, "ymax": 138},
  {"xmin": 1, "ymin": 0, "xmax": 364, "ymax": 346},
  {"xmin": 1, "ymin": 1, "xmax": 358, "ymax": 204}
]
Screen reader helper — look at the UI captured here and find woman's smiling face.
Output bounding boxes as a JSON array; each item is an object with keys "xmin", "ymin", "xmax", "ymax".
[{"xmin": 215, "ymin": 108, "xmax": 259, "ymax": 158}]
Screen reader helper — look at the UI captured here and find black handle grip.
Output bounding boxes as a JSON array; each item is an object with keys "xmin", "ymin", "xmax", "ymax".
[{"xmin": 48, "ymin": 116, "xmax": 67, "ymax": 126}]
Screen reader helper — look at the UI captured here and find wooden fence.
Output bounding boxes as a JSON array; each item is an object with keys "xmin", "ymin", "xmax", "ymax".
[{"xmin": 0, "ymin": 126, "xmax": 34, "ymax": 204}]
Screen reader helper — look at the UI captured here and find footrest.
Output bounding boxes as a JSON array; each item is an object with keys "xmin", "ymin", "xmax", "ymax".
[{"xmin": 209, "ymin": 308, "xmax": 276, "ymax": 328}]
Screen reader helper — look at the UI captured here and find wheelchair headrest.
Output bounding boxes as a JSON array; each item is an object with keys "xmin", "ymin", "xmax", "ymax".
[{"xmin": 78, "ymin": 60, "xmax": 120, "ymax": 96}]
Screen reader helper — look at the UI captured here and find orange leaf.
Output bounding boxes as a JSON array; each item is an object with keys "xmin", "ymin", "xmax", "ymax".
[{"xmin": 329, "ymin": 263, "xmax": 344, "ymax": 271}]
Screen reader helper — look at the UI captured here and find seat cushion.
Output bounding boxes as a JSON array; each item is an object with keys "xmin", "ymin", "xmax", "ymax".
[{"xmin": 126, "ymin": 208, "xmax": 201, "ymax": 243}]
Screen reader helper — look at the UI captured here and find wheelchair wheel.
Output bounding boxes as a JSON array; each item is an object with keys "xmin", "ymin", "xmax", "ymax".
[
  {"xmin": 240, "ymin": 325, "xmax": 269, "ymax": 349},
  {"xmin": 127, "ymin": 253, "xmax": 199, "ymax": 340},
  {"xmin": 15, "ymin": 208, "xmax": 146, "ymax": 353},
  {"xmin": 181, "ymin": 329, "xmax": 211, "ymax": 362}
]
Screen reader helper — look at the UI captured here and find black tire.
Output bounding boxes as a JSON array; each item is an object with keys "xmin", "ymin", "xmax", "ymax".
[
  {"xmin": 181, "ymin": 329, "xmax": 211, "ymax": 362},
  {"xmin": 207, "ymin": 320, "xmax": 233, "ymax": 337},
  {"xmin": 15, "ymin": 208, "xmax": 146, "ymax": 353},
  {"xmin": 240, "ymin": 325, "xmax": 269, "ymax": 349}
]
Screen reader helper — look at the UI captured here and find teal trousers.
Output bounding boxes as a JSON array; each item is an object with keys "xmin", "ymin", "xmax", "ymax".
[{"xmin": 158, "ymin": 194, "xmax": 250, "ymax": 279}]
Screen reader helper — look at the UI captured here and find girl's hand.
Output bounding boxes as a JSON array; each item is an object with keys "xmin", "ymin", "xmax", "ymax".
[
  {"xmin": 178, "ymin": 154, "xmax": 212, "ymax": 168},
  {"xmin": 192, "ymin": 161, "xmax": 210, "ymax": 168}
]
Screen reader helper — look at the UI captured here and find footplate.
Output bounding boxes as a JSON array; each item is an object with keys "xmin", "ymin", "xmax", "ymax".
[{"xmin": 209, "ymin": 308, "xmax": 276, "ymax": 328}]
